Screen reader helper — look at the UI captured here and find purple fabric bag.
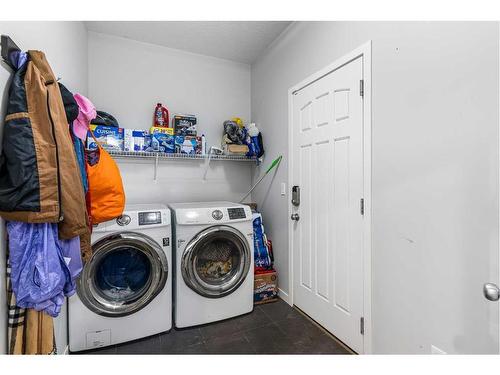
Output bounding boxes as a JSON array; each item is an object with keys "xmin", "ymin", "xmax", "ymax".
[
  {"xmin": 60, "ymin": 235, "xmax": 83, "ymax": 297},
  {"xmin": 7, "ymin": 222, "xmax": 82, "ymax": 317}
]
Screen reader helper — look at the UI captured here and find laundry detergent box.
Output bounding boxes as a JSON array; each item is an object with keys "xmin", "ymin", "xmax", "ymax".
[
  {"xmin": 87, "ymin": 124, "xmax": 124, "ymax": 151},
  {"xmin": 172, "ymin": 114, "xmax": 197, "ymax": 136},
  {"xmin": 150, "ymin": 132, "xmax": 174, "ymax": 153},
  {"xmin": 254, "ymin": 269, "xmax": 278, "ymax": 305},
  {"xmin": 174, "ymin": 135, "xmax": 202, "ymax": 154},
  {"xmin": 150, "ymin": 126, "xmax": 174, "ymax": 135},
  {"xmin": 124, "ymin": 129, "xmax": 148, "ymax": 152}
]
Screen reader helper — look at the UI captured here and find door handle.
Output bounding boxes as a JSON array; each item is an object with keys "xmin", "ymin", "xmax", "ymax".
[
  {"xmin": 291, "ymin": 213, "xmax": 300, "ymax": 221},
  {"xmin": 483, "ymin": 283, "xmax": 500, "ymax": 301}
]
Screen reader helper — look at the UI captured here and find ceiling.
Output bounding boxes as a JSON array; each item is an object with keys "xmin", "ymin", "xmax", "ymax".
[{"xmin": 85, "ymin": 21, "xmax": 291, "ymax": 64}]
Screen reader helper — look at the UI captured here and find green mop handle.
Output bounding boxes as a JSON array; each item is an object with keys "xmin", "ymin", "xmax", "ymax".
[{"xmin": 239, "ymin": 155, "xmax": 283, "ymax": 203}]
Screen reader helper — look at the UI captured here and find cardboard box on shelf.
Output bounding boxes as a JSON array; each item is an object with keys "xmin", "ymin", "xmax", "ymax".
[
  {"xmin": 175, "ymin": 135, "xmax": 202, "ymax": 154},
  {"xmin": 151, "ymin": 132, "xmax": 175, "ymax": 153},
  {"xmin": 172, "ymin": 114, "xmax": 197, "ymax": 136},
  {"xmin": 124, "ymin": 129, "xmax": 148, "ymax": 152},
  {"xmin": 224, "ymin": 143, "xmax": 249, "ymax": 155},
  {"xmin": 254, "ymin": 269, "xmax": 278, "ymax": 305},
  {"xmin": 150, "ymin": 126, "xmax": 174, "ymax": 135},
  {"xmin": 87, "ymin": 125, "xmax": 124, "ymax": 151}
]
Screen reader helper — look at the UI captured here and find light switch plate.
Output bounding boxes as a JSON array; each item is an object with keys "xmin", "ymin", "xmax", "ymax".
[{"xmin": 281, "ymin": 182, "xmax": 286, "ymax": 196}]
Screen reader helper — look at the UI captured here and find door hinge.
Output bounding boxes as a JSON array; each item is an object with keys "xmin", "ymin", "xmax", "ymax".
[
  {"xmin": 360, "ymin": 317, "xmax": 365, "ymax": 335},
  {"xmin": 360, "ymin": 198, "xmax": 364, "ymax": 215},
  {"xmin": 359, "ymin": 79, "xmax": 364, "ymax": 97}
]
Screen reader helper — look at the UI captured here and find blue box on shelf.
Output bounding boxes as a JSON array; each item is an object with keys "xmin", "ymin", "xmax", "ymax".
[
  {"xmin": 150, "ymin": 132, "xmax": 174, "ymax": 153},
  {"xmin": 87, "ymin": 125, "xmax": 124, "ymax": 151}
]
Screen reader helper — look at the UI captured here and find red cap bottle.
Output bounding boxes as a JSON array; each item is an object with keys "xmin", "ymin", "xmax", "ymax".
[{"xmin": 154, "ymin": 103, "xmax": 169, "ymax": 127}]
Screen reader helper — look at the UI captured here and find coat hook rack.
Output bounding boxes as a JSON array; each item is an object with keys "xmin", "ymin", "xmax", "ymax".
[{"xmin": 1, "ymin": 35, "xmax": 21, "ymax": 71}]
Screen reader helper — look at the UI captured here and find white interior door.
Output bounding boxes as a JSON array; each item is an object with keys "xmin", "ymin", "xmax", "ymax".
[{"xmin": 291, "ymin": 56, "xmax": 365, "ymax": 353}]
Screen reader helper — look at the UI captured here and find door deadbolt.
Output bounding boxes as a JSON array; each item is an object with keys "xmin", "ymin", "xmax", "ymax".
[
  {"xmin": 292, "ymin": 186, "xmax": 300, "ymax": 206},
  {"xmin": 483, "ymin": 283, "xmax": 500, "ymax": 301}
]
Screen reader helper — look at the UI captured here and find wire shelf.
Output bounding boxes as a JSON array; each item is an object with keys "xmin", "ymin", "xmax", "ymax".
[{"xmin": 107, "ymin": 150, "xmax": 257, "ymax": 162}]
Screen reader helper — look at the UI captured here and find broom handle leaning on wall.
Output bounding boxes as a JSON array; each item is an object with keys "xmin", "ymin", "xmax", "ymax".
[{"xmin": 239, "ymin": 155, "xmax": 282, "ymax": 203}]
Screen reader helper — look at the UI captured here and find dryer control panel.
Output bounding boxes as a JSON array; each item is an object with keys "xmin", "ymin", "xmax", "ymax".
[
  {"xmin": 228, "ymin": 207, "xmax": 246, "ymax": 220},
  {"xmin": 172, "ymin": 204, "xmax": 252, "ymax": 225}
]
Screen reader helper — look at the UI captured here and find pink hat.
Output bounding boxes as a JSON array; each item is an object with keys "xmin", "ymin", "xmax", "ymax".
[{"xmin": 73, "ymin": 93, "xmax": 96, "ymax": 140}]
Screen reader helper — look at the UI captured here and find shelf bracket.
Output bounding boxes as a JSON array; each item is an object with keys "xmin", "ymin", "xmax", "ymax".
[{"xmin": 153, "ymin": 153, "xmax": 159, "ymax": 182}]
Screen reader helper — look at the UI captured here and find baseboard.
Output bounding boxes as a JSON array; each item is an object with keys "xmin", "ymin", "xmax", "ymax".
[{"xmin": 278, "ymin": 288, "xmax": 292, "ymax": 306}]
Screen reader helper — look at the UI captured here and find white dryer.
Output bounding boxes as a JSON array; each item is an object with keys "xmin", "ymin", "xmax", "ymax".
[
  {"xmin": 68, "ymin": 204, "xmax": 172, "ymax": 352},
  {"xmin": 169, "ymin": 202, "xmax": 254, "ymax": 328}
]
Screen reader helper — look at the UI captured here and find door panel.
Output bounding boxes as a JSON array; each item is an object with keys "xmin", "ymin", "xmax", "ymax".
[
  {"xmin": 292, "ymin": 56, "xmax": 364, "ymax": 353},
  {"xmin": 333, "ymin": 136, "xmax": 351, "ymax": 313},
  {"xmin": 299, "ymin": 144, "xmax": 313, "ymax": 290},
  {"xmin": 315, "ymin": 140, "xmax": 331, "ymax": 301}
]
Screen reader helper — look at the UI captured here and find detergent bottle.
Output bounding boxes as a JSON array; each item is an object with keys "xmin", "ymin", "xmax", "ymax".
[
  {"xmin": 154, "ymin": 103, "xmax": 169, "ymax": 127},
  {"xmin": 246, "ymin": 123, "xmax": 261, "ymax": 157}
]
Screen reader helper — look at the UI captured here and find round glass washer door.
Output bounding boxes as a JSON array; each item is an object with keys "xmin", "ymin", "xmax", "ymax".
[
  {"xmin": 77, "ymin": 232, "xmax": 168, "ymax": 317},
  {"xmin": 182, "ymin": 225, "xmax": 251, "ymax": 298}
]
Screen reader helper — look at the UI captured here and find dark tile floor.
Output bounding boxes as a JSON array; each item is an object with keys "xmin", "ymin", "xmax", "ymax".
[{"xmin": 77, "ymin": 298, "xmax": 351, "ymax": 355}]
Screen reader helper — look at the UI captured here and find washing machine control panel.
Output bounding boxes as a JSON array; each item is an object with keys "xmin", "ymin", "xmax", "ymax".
[
  {"xmin": 138, "ymin": 211, "xmax": 162, "ymax": 226},
  {"xmin": 228, "ymin": 207, "xmax": 246, "ymax": 220}
]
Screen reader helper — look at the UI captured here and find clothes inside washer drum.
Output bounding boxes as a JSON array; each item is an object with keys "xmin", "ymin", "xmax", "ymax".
[
  {"xmin": 195, "ymin": 238, "xmax": 237, "ymax": 281},
  {"xmin": 95, "ymin": 248, "xmax": 152, "ymax": 301},
  {"xmin": 199, "ymin": 238, "xmax": 233, "ymax": 261}
]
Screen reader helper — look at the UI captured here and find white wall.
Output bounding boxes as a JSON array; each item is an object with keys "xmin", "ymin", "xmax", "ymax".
[
  {"xmin": 88, "ymin": 32, "xmax": 253, "ymax": 206},
  {"xmin": 2, "ymin": 20, "xmax": 497, "ymax": 356},
  {"xmin": 0, "ymin": 21, "xmax": 88, "ymax": 355},
  {"xmin": 251, "ymin": 21, "xmax": 499, "ymax": 354}
]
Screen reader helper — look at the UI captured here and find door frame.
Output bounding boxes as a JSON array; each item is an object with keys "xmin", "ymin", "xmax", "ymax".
[
  {"xmin": 286, "ymin": 41, "xmax": 372, "ymax": 354},
  {"xmin": 498, "ymin": 25, "xmax": 500, "ymax": 354}
]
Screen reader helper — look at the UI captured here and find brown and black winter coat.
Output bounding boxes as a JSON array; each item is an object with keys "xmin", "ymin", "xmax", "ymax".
[{"xmin": 0, "ymin": 50, "xmax": 90, "ymax": 258}]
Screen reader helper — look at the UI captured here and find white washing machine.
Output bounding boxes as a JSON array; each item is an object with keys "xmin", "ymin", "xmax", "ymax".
[
  {"xmin": 68, "ymin": 204, "xmax": 172, "ymax": 352},
  {"xmin": 169, "ymin": 202, "xmax": 254, "ymax": 328}
]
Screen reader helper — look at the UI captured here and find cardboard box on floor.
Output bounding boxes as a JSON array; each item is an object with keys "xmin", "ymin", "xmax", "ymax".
[
  {"xmin": 244, "ymin": 203, "xmax": 278, "ymax": 305},
  {"xmin": 254, "ymin": 270, "xmax": 278, "ymax": 305}
]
